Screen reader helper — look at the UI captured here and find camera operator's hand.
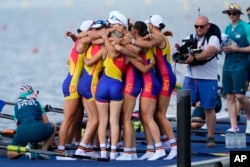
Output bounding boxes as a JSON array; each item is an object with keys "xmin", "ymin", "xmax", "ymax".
[{"xmin": 183, "ymin": 54, "xmax": 196, "ymax": 64}]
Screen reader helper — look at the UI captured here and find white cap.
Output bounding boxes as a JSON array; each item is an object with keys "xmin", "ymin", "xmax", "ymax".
[
  {"xmin": 145, "ymin": 14, "xmax": 165, "ymax": 28},
  {"xmin": 107, "ymin": 11, "xmax": 128, "ymax": 27},
  {"xmin": 108, "ymin": 10, "xmax": 122, "ymax": 19},
  {"xmin": 91, "ymin": 20, "xmax": 108, "ymax": 28},
  {"xmin": 79, "ymin": 20, "xmax": 94, "ymax": 32}
]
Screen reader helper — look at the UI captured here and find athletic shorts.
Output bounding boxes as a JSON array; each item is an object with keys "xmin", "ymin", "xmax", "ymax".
[
  {"xmin": 78, "ymin": 69, "xmax": 99, "ymax": 100},
  {"xmin": 123, "ymin": 65, "xmax": 142, "ymax": 97},
  {"xmin": 11, "ymin": 120, "xmax": 54, "ymax": 146},
  {"xmin": 222, "ymin": 68, "xmax": 247, "ymax": 94},
  {"xmin": 140, "ymin": 70, "xmax": 161, "ymax": 99},
  {"xmin": 156, "ymin": 66, "xmax": 177, "ymax": 97},
  {"xmin": 62, "ymin": 73, "xmax": 80, "ymax": 99},
  {"xmin": 183, "ymin": 77, "xmax": 218, "ymax": 109},
  {"xmin": 95, "ymin": 73, "xmax": 123, "ymax": 103}
]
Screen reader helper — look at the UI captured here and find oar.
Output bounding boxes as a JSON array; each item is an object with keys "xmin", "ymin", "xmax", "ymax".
[
  {"xmin": 44, "ymin": 104, "xmax": 64, "ymax": 114},
  {"xmin": 44, "ymin": 105, "xmax": 90, "ymax": 119},
  {"xmin": 0, "ymin": 113, "xmax": 13, "ymax": 120},
  {"xmin": 0, "ymin": 129, "xmax": 15, "ymax": 136},
  {"xmin": 0, "ymin": 99, "xmax": 141, "ymax": 122},
  {"xmin": 0, "ymin": 99, "xmax": 141, "ymax": 121},
  {"xmin": 1, "ymin": 111, "xmax": 233, "ymax": 137},
  {"xmin": 0, "ymin": 130, "xmax": 15, "ymax": 140},
  {"xmin": 192, "ymin": 151, "xmax": 229, "ymax": 157},
  {"xmin": 0, "ymin": 100, "xmax": 15, "ymax": 112},
  {"xmin": 0, "ymin": 145, "xmax": 109, "ymax": 161},
  {"xmin": 0, "ymin": 99, "xmax": 64, "ymax": 114}
]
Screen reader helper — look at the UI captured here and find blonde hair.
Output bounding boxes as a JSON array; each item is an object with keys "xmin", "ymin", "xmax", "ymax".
[{"xmin": 109, "ymin": 30, "xmax": 123, "ymax": 38}]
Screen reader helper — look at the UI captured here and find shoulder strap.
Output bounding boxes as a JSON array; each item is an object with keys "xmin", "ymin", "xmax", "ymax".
[
  {"xmin": 205, "ymin": 34, "xmax": 219, "ymax": 59},
  {"xmin": 207, "ymin": 23, "xmax": 222, "ymax": 44}
]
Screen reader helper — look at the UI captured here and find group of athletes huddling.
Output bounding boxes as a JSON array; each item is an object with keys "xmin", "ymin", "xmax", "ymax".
[{"xmin": 58, "ymin": 10, "xmax": 177, "ymax": 161}]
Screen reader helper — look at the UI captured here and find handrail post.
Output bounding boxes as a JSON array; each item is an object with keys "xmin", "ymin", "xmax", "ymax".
[{"xmin": 177, "ymin": 89, "xmax": 191, "ymax": 167}]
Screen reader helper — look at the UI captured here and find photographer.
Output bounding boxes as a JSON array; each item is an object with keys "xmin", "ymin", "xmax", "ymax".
[{"xmin": 182, "ymin": 16, "xmax": 221, "ymax": 147}]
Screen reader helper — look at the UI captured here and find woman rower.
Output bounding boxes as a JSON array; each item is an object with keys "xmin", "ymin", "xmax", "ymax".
[
  {"xmin": 128, "ymin": 21, "xmax": 166, "ymax": 161},
  {"xmin": 57, "ymin": 20, "xmax": 94, "ymax": 156},
  {"xmin": 7, "ymin": 85, "xmax": 56, "ymax": 160},
  {"xmin": 75, "ymin": 20, "xmax": 107, "ymax": 157},
  {"xmin": 128, "ymin": 15, "xmax": 177, "ymax": 160}
]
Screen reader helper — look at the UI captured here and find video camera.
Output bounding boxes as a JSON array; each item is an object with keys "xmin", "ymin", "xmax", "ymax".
[{"xmin": 172, "ymin": 34, "xmax": 202, "ymax": 63}]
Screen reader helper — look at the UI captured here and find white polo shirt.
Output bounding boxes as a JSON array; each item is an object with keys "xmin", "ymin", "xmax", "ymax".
[{"xmin": 186, "ymin": 35, "xmax": 220, "ymax": 80}]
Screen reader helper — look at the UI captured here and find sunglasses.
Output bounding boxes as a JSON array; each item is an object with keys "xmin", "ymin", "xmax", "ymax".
[
  {"xmin": 194, "ymin": 24, "xmax": 207, "ymax": 29},
  {"xmin": 95, "ymin": 20, "xmax": 108, "ymax": 26},
  {"xmin": 227, "ymin": 12, "xmax": 238, "ymax": 16},
  {"xmin": 110, "ymin": 16, "xmax": 125, "ymax": 26},
  {"xmin": 110, "ymin": 15, "xmax": 123, "ymax": 24}
]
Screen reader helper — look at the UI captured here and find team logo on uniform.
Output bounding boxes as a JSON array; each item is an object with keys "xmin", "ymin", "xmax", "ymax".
[{"xmin": 70, "ymin": 86, "xmax": 77, "ymax": 93}]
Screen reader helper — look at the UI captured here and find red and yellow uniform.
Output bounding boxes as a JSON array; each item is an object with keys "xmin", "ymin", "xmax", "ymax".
[
  {"xmin": 78, "ymin": 44, "xmax": 103, "ymax": 101},
  {"xmin": 123, "ymin": 63, "xmax": 142, "ymax": 97},
  {"xmin": 95, "ymin": 53, "xmax": 126, "ymax": 103},
  {"xmin": 140, "ymin": 48, "xmax": 160, "ymax": 98},
  {"xmin": 153, "ymin": 34, "xmax": 176, "ymax": 97},
  {"xmin": 62, "ymin": 40, "xmax": 84, "ymax": 99}
]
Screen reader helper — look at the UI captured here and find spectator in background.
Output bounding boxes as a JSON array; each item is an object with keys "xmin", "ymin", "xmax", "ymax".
[
  {"xmin": 221, "ymin": 3, "xmax": 250, "ymax": 134},
  {"xmin": 191, "ymin": 94, "xmax": 222, "ymax": 129},
  {"xmin": 235, "ymin": 6, "xmax": 250, "ymax": 121}
]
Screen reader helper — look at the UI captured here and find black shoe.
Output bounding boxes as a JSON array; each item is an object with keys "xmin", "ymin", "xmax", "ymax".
[{"xmin": 207, "ymin": 137, "xmax": 216, "ymax": 148}]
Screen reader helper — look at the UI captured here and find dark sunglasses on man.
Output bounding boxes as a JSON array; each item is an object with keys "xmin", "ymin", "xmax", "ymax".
[
  {"xmin": 227, "ymin": 12, "xmax": 238, "ymax": 16},
  {"xmin": 194, "ymin": 24, "xmax": 207, "ymax": 29}
]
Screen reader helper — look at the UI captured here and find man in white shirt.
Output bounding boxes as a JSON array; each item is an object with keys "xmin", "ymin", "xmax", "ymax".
[{"xmin": 183, "ymin": 15, "xmax": 221, "ymax": 148}]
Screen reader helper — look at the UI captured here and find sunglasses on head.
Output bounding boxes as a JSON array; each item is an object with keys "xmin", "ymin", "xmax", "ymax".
[
  {"xmin": 194, "ymin": 24, "xmax": 207, "ymax": 29},
  {"xmin": 227, "ymin": 12, "xmax": 238, "ymax": 16},
  {"xmin": 95, "ymin": 20, "xmax": 107, "ymax": 26},
  {"xmin": 110, "ymin": 15, "xmax": 123, "ymax": 24}
]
